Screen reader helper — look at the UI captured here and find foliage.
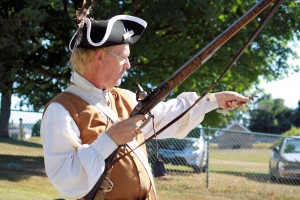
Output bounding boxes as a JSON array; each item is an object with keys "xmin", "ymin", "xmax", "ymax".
[
  {"xmin": 32, "ymin": 119, "xmax": 41, "ymax": 136},
  {"xmin": 0, "ymin": 0, "xmax": 72, "ymax": 137},
  {"xmin": 283, "ymin": 126, "xmax": 300, "ymax": 137},
  {"xmin": 0, "ymin": 0, "xmax": 300, "ymax": 136},
  {"xmin": 83, "ymin": 0, "xmax": 300, "ymax": 127},
  {"xmin": 292, "ymin": 101, "xmax": 300, "ymax": 127},
  {"xmin": 246, "ymin": 95, "xmax": 300, "ymax": 134}
]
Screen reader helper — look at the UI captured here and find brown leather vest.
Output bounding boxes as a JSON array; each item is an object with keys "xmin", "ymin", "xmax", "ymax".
[{"xmin": 47, "ymin": 87, "xmax": 156, "ymax": 200}]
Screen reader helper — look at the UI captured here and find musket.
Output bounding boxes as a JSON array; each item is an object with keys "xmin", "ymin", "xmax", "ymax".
[
  {"xmin": 131, "ymin": 0, "xmax": 279, "ymax": 117},
  {"xmin": 84, "ymin": 0, "xmax": 282, "ymax": 199}
]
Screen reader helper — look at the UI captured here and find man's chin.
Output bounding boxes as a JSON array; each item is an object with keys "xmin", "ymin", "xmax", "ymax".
[{"xmin": 115, "ymin": 80, "xmax": 122, "ymax": 87}]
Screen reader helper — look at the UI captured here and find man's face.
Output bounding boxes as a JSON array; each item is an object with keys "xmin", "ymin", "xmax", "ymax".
[{"xmin": 92, "ymin": 44, "xmax": 131, "ymax": 90}]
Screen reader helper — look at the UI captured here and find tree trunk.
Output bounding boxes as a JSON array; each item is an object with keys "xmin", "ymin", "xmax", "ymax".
[{"xmin": 0, "ymin": 92, "xmax": 12, "ymax": 138}]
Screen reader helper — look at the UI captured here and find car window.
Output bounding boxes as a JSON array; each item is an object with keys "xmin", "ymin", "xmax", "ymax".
[{"xmin": 283, "ymin": 139, "xmax": 300, "ymax": 153}]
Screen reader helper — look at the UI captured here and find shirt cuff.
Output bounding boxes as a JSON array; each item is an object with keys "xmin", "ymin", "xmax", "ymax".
[
  {"xmin": 90, "ymin": 133, "xmax": 118, "ymax": 159},
  {"xmin": 203, "ymin": 93, "xmax": 219, "ymax": 113}
]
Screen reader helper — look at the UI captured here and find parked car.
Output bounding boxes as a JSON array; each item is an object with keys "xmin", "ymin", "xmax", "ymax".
[
  {"xmin": 147, "ymin": 128, "xmax": 207, "ymax": 173},
  {"xmin": 174, "ymin": 136, "xmax": 207, "ymax": 172},
  {"xmin": 269, "ymin": 137, "xmax": 300, "ymax": 182}
]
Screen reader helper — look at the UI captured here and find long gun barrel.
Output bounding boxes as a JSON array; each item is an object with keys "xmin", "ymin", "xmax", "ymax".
[{"xmin": 130, "ymin": 0, "xmax": 276, "ymax": 117}]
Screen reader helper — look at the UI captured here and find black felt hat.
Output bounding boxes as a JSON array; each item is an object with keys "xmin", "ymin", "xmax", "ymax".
[{"xmin": 69, "ymin": 15, "xmax": 147, "ymax": 51}]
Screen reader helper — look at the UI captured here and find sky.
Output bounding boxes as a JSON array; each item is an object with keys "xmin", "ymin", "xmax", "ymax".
[
  {"xmin": 258, "ymin": 41, "xmax": 300, "ymax": 109},
  {"xmin": 259, "ymin": 72, "xmax": 300, "ymax": 109}
]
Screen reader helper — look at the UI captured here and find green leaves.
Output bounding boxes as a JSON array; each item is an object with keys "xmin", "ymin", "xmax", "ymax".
[
  {"xmin": 0, "ymin": 0, "xmax": 299, "ymax": 126},
  {"xmin": 247, "ymin": 95, "xmax": 297, "ymax": 134}
]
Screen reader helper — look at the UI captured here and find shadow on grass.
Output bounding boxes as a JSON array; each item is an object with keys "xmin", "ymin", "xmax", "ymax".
[
  {"xmin": 149, "ymin": 163, "xmax": 195, "ymax": 176},
  {"xmin": 212, "ymin": 170, "xmax": 300, "ymax": 186},
  {"xmin": 0, "ymin": 138, "xmax": 42, "ymax": 148},
  {"xmin": 0, "ymin": 155, "xmax": 46, "ymax": 181}
]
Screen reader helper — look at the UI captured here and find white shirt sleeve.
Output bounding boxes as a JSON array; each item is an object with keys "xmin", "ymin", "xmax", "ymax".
[
  {"xmin": 142, "ymin": 92, "xmax": 219, "ymax": 139},
  {"xmin": 41, "ymin": 103, "xmax": 118, "ymax": 198}
]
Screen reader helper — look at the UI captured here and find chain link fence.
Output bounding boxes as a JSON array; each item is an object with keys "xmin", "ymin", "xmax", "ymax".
[
  {"xmin": 149, "ymin": 126, "xmax": 300, "ymax": 199},
  {"xmin": 1, "ymin": 110, "xmax": 300, "ymax": 199}
]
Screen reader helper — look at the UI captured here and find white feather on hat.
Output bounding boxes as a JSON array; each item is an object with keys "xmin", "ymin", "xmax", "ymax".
[{"xmin": 69, "ymin": 15, "xmax": 147, "ymax": 51}]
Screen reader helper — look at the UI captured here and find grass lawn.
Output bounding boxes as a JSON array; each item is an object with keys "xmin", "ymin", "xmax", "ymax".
[
  {"xmin": 155, "ymin": 172, "xmax": 300, "ymax": 200},
  {"xmin": 0, "ymin": 137, "xmax": 66, "ymax": 199},
  {"xmin": 0, "ymin": 175, "xmax": 62, "ymax": 200},
  {"xmin": 1, "ymin": 137, "xmax": 300, "ymax": 200}
]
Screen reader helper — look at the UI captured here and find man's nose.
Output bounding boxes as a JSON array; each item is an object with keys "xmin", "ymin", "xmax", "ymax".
[{"xmin": 124, "ymin": 61, "xmax": 131, "ymax": 70}]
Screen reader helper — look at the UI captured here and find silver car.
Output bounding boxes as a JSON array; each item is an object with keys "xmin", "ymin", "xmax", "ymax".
[
  {"xmin": 147, "ymin": 128, "xmax": 207, "ymax": 173},
  {"xmin": 174, "ymin": 136, "xmax": 207, "ymax": 173},
  {"xmin": 269, "ymin": 137, "xmax": 300, "ymax": 182}
]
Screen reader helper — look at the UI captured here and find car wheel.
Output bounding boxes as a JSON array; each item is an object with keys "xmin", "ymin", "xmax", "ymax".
[
  {"xmin": 269, "ymin": 166, "xmax": 279, "ymax": 183},
  {"xmin": 270, "ymin": 173, "xmax": 278, "ymax": 182}
]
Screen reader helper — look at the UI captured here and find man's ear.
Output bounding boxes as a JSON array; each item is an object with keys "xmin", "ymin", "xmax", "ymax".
[{"xmin": 96, "ymin": 49, "xmax": 104, "ymax": 61}]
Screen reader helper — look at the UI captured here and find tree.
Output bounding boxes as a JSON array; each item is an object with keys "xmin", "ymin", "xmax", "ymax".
[
  {"xmin": 0, "ymin": 0, "xmax": 49, "ymax": 137},
  {"xmin": 283, "ymin": 126, "xmax": 300, "ymax": 137},
  {"xmin": 247, "ymin": 95, "xmax": 294, "ymax": 134},
  {"xmin": 99, "ymin": 0, "xmax": 300, "ymax": 127},
  {"xmin": 0, "ymin": 0, "xmax": 72, "ymax": 137},
  {"xmin": 1, "ymin": 0, "xmax": 300, "ymax": 137},
  {"xmin": 32, "ymin": 119, "xmax": 41, "ymax": 136},
  {"xmin": 292, "ymin": 100, "xmax": 300, "ymax": 127}
]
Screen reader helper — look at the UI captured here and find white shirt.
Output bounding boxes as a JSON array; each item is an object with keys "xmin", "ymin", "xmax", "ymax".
[{"xmin": 41, "ymin": 72, "xmax": 219, "ymax": 198}]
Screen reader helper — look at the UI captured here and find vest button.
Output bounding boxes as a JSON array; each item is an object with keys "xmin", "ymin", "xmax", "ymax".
[{"xmin": 112, "ymin": 93, "xmax": 117, "ymax": 98}]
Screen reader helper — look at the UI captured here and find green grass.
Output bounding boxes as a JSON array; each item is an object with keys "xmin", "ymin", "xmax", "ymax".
[
  {"xmin": 0, "ymin": 176, "xmax": 61, "ymax": 200},
  {"xmin": 155, "ymin": 172, "xmax": 300, "ymax": 200},
  {"xmin": 1, "ymin": 137, "xmax": 300, "ymax": 200},
  {"xmin": 0, "ymin": 137, "xmax": 44, "ymax": 156},
  {"xmin": 0, "ymin": 137, "xmax": 65, "ymax": 199},
  {"xmin": 209, "ymin": 143, "xmax": 272, "ymax": 163}
]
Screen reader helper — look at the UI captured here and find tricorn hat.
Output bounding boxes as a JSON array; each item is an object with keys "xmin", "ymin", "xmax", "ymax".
[{"xmin": 69, "ymin": 15, "xmax": 147, "ymax": 51}]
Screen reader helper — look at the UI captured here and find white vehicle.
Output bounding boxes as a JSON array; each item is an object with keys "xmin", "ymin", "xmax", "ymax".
[{"xmin": 269, "ymin": 137, "xmax": 300, "ymax": 182}]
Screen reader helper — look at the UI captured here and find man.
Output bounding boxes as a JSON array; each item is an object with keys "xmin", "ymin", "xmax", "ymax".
[
  {"xmin": 41, "ymin": 15, "xmax": 249, "ymax": 199},
  {"xmin": 19, "ymin": 118, "xmax": 25, "ymax": 140}
]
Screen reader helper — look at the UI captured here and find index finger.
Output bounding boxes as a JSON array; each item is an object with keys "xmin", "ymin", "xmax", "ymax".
[{"xmin": 233, "ymin": 93, "xmax": 249, "ymax": 103}]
